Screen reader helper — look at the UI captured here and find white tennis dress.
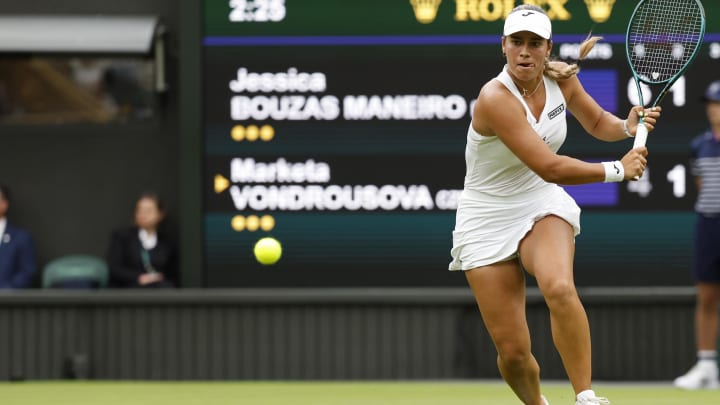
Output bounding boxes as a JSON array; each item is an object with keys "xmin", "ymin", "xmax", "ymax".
[{"xmin": 449, "ymin": 66, "xmax": 581, "ymax": 271}]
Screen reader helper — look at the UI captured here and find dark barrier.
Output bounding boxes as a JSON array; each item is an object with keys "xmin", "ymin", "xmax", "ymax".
[{"xmin": 0, "ymin": 287, "xmax": 696, "ymax": 381}]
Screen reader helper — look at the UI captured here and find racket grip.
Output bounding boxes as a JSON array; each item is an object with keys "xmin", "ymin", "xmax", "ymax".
[
  {"xmin": 632, "ymin": 123, "xmax": 648, "ymax": 149},
  {"xmin": 631, "ymin": 123, "xmax": 648, "ymax": 180}
]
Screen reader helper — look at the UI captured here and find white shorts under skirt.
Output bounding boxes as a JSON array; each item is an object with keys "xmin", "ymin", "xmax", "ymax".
[{"xmin": 448, "ymin": 184, "xmax": 581, "ymax": 271}]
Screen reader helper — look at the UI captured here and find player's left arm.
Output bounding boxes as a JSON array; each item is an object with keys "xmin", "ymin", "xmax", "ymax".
[{"xmin": 559, "ymin": 75, "xmax": 661, "ymax": 142}]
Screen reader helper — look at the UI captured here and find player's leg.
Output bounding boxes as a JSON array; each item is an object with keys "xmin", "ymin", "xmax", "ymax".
[
  {"xmin": 696, "ymin": 282, "xmax": 720, "ymax": 352},
  {"xmin": 695, "ymin": 217, "xmax": 720, "ymax": 356},
  {"xmin": 695, "ymin": 217, "xmax": 720, "ymax": 374},
  {"xmin": 465, "ymin": 260, "xmax": 546, "ymax": 405},
  {"xmin": 518, "ymin": 215, "xmax": 592, "ymax": 395}
]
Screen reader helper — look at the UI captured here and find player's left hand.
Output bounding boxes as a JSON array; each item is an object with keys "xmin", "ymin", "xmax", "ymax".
[{"xmin": 627, "ymin": 105, "xmax": 662, "ymax": 134}]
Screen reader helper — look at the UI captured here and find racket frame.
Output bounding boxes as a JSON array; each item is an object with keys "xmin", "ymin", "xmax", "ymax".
[{"xmin": 624, "ymin": 0, "xmax": 706, "ymax": 150}]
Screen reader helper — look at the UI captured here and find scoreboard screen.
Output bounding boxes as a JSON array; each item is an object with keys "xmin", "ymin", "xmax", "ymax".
[{"xmin": 202, "ymin": 0, "xmax": 720, "ymax": 287}]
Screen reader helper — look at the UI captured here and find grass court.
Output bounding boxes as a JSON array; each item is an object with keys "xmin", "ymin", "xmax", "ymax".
[{"xmin": 0, "ymin": 380, "xmax": 717, "ymax": 404}]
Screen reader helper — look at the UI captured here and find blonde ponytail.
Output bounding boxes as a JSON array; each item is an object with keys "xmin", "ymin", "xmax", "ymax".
[{"xmin": 544, "ymin": 34, "xmax": 604, "ymax": 80}]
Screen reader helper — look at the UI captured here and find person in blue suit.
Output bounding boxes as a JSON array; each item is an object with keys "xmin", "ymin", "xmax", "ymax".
[{"xmin": 0, "ymin": 184, "xmax": 36, "ymax": 289}]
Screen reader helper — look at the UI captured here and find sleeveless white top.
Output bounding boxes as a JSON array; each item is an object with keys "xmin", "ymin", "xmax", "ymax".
[
  {"xmin": 449, "ymin": 66, "xmax": 581, "ymax": 271},
  {"xmin": 463, "ymin": 65, "xmax": 567, "ymax": 196}
]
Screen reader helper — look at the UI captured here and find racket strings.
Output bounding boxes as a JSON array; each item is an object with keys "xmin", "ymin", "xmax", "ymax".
[{"xmin": 627, "ymin": 0, "xmax": 704, "ymax": 82}]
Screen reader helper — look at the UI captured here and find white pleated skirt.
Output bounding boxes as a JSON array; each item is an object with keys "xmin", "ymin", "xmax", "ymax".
[{"xmin": 448, "ymin": 184, "xmax": 581, "ymax": 271}]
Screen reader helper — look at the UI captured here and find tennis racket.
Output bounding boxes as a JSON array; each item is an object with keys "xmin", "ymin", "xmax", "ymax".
[{"xmin": 625, "ymin": 0, "xmax": 706, "ymax": 150}]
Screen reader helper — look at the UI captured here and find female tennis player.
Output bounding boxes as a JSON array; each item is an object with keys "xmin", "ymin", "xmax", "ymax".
[{"xmin": 448, "ymin": 5, "xmax": 661, "ymax": 405}]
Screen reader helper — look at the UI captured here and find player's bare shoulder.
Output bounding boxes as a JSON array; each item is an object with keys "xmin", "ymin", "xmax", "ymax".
[
  {"xmin": 472, "ymin": 79, "xmax": 522, "ymax": 135},
  {"xmin": 475, "ymin": 79, "xmax": 516, "ymax": 114}
]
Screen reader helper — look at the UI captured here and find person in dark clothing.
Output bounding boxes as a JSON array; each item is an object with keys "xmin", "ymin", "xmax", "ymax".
[
  {"xmin": 0, "ymin": 184, "xmax": 36, "ymax": 288},
  {"xmin": 107, "ymin": 192, "xmax": 178, "ymax": 288},
  {"xmin": 674, "ymin": 80, "xmax": 720, "ymax": 390}
]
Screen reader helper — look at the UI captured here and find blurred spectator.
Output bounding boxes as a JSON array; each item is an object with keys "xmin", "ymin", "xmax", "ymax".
[
  {"xmin": 107, "ymin": 192, "xmax": 179, "ymax": 288},
  {"xmin": 674, "ymin": 80, "xmax": 720, "ymax": 390},
  {"xmin": 0, "ymin": 184, "xmax": 36, "ymax": 288}
]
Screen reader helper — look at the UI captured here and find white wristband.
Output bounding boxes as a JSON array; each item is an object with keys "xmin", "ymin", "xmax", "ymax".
[
  {"xmin": 623, "ymin": 120, "xmax": 634, "ymax": 138},
  {"xmin": 602, "ymin": 161, "xmax": 624, "ymax": 182}
]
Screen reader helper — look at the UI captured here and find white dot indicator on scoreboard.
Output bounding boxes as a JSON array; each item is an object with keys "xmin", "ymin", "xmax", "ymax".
[
  {"xmin": 672, "ymin": 43, "xmax": 685, "ymax": 60},
  {"xmin": 634, "ymin": 43, "xmax": 646, "ymax": 58}
]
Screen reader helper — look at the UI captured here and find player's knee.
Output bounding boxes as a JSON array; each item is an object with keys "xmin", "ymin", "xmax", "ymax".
[
  {"xmin": 495, "ymin": 341, "xmax": 532, "ymax": 369},
  {"xmin": 541, "ymin": 279, "xmax": 577, "ymax": 308}
]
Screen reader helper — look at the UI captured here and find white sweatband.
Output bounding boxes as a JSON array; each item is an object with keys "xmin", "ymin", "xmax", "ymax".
[
  {"xmin": 622, "ymin": 120, "xmax": 634, "ymax": 138},
  {"xmin": 602, "ymin": 161, "xmax": 624, "ymax": 183}
]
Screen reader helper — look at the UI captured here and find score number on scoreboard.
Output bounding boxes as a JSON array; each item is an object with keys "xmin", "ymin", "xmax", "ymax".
[{"xmin": 229, "ymin": 0, "xmax": 287, "ymax": 22}]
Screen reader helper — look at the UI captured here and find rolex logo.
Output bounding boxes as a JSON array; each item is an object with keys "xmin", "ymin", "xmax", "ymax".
[
  {"xmin": 410, "ymin": 0, "xmax": 442, "ymax": 24},
  {"xmin": 584, "ymin": 0, "xmax": 616, "ymax": 23}
]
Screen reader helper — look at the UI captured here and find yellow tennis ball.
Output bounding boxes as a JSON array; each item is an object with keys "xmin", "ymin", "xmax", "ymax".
[{"xmin": 253, "ymin": 237, "xmax": 282, "ymax": 265}]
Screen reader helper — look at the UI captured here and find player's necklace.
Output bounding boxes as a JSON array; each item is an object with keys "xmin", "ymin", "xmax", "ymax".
[{"xmin": 517, "ymin": 78, "xmax": 544, "ymax": 98}]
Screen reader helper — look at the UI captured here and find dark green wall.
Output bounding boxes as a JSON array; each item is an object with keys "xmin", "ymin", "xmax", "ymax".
[
  {"xmin": 0, "ymin": 0, "xmax": 204, "ymax": 286},
  {"xmin": 0, "ymin": 288, "xmax": 699, "ymax": 381}
]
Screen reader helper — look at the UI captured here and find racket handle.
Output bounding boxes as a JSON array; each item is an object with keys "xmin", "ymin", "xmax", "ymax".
[
  {"xmin": 631, "ymin": 122, "xmax": 648, "ymax": 180},
  {"xmin": 632, "ymin": 122, "xmax": 648, "ymax": 149}
]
